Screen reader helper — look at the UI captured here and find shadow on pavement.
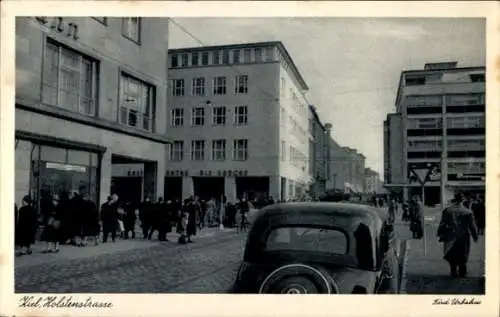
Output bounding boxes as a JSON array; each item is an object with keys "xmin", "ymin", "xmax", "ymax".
[{"xmin": 406, "ymin": 274, "xmax": 485, "ymax": 295}]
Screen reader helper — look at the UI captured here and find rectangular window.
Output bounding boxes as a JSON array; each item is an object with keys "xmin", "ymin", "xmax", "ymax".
[
  {"xmin": 191, "ymin": 140, "xmax": 205, "ymax": 161},
  {"xmin": 192, "ymin": 77, "xmax": 206, "ymax": 96},
  {"xmin": 447, "ymin": 139, "xmax": 485, "ymax": 150},
  {"xmin": 407, "ymin": 140, "xmax": 441, "ymax": 150},
  {"xmin": 243, "ymin": 49, "xmax": 251, "ymax": 63},
  {"xmin": 407, "ymin": 117, "xmax": 442, "ymax": 129},
  {"xmin": 447, "ymin": 94, "xmax": 485, "ymax": 106},
  {"xmin": 201, "ymin": 52, "xmax": 209, "ymax": 65},
  {"xmin": 170, "ymin": 141, "xmax": 184, "ymax": 161},
  {"xmin": 222, "ymin": 50, "xmax": 230, "ymax": 64},
  {"xmin": 212, "ymin": 106, "xmax": 226, "ymax": 125},
  {"xmin": 235, "ymin": 75, "xmax": 249, "ymax": 94},
  {"xmin": 181, "ymin": 53, "xmax": 189, "ymax": 67},
  {"xmin": 447, "ymin": 116, "xmax": 485, "ymax": 128},
  {"xmin": 171, "ymin": 108, "xmax": 184, "ymax": 127},
  {"xmin": 234, "ymin": 106, "xmax": 248, "ymax": 125},
  {"xmin": 266, "ymin": 227, "xmax": 347, "ymax": 254},
  {"xmin": 121, "ymin": 17, "xmax": 141, "ymax": 43},
  {"xmin": 280, "ymin": 77, "xmax": 286, "ymax": 97},
  {"xmin": 42, "ymin": 41, "xmax": 98, "ymax": 116},
  {"xmin": 233, "ymin": 139, "xmax": 248, "ymax": 161},
  {"xmin": 264, "ymin": 47, "xmax": 274, "ymax": 61},
  {"xmin": 406, "ymin": 95, "xmax": 442, "ymax": 108},
  {"xmin": 254, "ymin": 48, "xmax": 262, "ymax": 62},
  {"xmin": 233, "ymin": 50, "xmax": 241, "ymax": 64},
  {"xmin": 281, "ymin": 141, "xmax": 286, "ymax": 161},
  {"xmin": 213, "ymin": 76, "xmax": 227, "ymax": 95},
  {"xmin": 191, "ymin": 52, "xmax": 199, "ymax": 66},
  {"xmin": 171, "ymin": 54, "xmax": 179, "ymax": 68},
  {"xmin": 213, "ymin": 51, "xmax": 221, "ymax": 65},
  {"xmin": 192, "ymin": 107, "xmax": 205, "ymax": 126},
  {"xmin": 212, "ymin": 139, "xmax": 226, "ymax": 161},
  {"xmin": 119, "ymin": 73, "xmax": 155, "ymax": 131},
  {"xmin": 171, "ymin": 79, "xmax": 184, "ymax": 97}
]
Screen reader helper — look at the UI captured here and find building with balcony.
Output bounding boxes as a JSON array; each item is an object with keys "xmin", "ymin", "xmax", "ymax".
[
  {"xmin": 384, "ymin": 62, "xmax": 485, "ymax": 205},
  {"xmin": 15, "ymin": 17, "xmax": 170, "ymax": 208},
  {"xmin": 165, "ymin": 41, "xmax": 312, "ymax": 203},
  {"xmin": 308, "ymin": 105, "xmax": 330, "ymax": 198}
]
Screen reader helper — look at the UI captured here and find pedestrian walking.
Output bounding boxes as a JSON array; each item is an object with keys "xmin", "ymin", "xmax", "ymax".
[
  {"xmin": 139, "ymin": 197, "xmax": 153, "ymax": 239},
  {"xmin": 205, "ymin": 197, "xmax": 216, "ymax": 227},
  {"xmin": 149, "ymin": 197, "xmax": 165, "ymax": 240},
  {"xmin": 123, "ymin": 201, "xmax": 137, "ymax": 239},
  {"xmin": 471, "ymin": 195, "xmax": 485, "ymax": 236},
  {"xmin": 409, "ymin": 195, "xmax": 423, "ymax": 239},
  {"xmin": 238, "ymin": 198, "xmax": 250, "ymax": 233},
  {"xmin": 178, "ymin": 198, "xmax": 190, "ymax": 244},
  {"xmin": 101, "ymin": 195, "xmax": 119, "ymax": 243},
  {"xmin": 16, "ymin": 195, "xmax": 38, "ymax": 256},
  {"xmin": 41, "ymin": 194, "xmax": 62, "ymax": 253},
  {"xmin": 388, "ymin": 198, "xmax": 397, "ymax": 224},
  {"xmin": 437, "ymin": 192, "xmax": 479, "ymax": 277},
  {"xmin": 81, "ymin": 194, "xmax": 100, "ymax": 246}
]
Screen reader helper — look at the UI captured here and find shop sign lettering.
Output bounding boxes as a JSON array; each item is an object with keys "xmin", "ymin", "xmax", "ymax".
[
  {"xmin": 35, "ymin": 17, "xmax": 79, "ymax": 40},
  {"xmin": 46, "ymin": 162, "xmax": 86, "ymax": 173},
  {"xmin": 127, "ymin": 170, "xmax": 144, "ymax": 177}
]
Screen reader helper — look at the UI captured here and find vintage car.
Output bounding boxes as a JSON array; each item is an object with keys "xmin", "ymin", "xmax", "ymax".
[{"xmin": 230, "ymin": 202, "xmax": 401, "ymax": 294}]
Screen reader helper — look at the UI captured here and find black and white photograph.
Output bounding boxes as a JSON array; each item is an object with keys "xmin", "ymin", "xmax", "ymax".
[{"xmin": 1, "ymin": 1, "xmax": 499, "ymax": 316}]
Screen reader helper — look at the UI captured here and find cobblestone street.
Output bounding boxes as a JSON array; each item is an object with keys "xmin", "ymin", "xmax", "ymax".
[{"xmin": 16, "ymin": 230, "xmax": 247, "ymax": 293}]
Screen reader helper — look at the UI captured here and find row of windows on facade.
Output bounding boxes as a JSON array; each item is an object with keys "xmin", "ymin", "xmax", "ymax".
[
  {"xmin": 408, "ymin": 139, "xmax": 486, "ymax": 150},
  {"xmin": 170, "ymin": 106, "xmax": 247, "ymax": 127},
  {"xmin": 281, "ymin": 107, "xmax": 308, "ymax": 140},
  {"xmin": 407, "ymin": 115, "xmax": 485, "ymax": 129},
  {"xmin": 405, "ymin": 93, "xmax": 485, "ymax": 108},
  {"xmin": 169, "ymin": 139, "xmax": 248, "ymax": 161},
  {"xmin": 171, "ymin": 76, "xmax": 249, "ymax": 97},
  {"xmin": 170, "ymin": 47, "xmax": 275, "ymax": 68},
  {"xmin": 92, "ymin": 17, "xmax": 141, "ymax": 44},
  {"xmin": 280, "ymin": 141, "xmax": 308, "ymax": 170},
  {"xmin": 42, "ymin": 40, "xmax": 156, "ymax": 132},
  {"xmin": 404, "ymin": 72, "xmax": 485, "ymax": 86}
]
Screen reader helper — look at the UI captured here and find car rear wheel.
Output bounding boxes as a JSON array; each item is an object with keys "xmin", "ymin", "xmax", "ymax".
[{"xmin": 258, "ymin": 263, "xmax": 339, "ymax": 294}]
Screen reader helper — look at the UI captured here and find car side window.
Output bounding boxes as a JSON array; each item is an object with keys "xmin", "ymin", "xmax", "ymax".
[{"xmin": 266, "ymin": 227, "xmax": 348, "ymax": 254}]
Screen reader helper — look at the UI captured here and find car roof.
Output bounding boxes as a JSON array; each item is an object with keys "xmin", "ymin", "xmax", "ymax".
[{"xmin": 258, "ymin": 202, "xmax": 382, "ymax": 220}]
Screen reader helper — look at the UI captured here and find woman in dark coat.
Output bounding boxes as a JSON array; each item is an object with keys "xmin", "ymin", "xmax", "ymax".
[
  {"xmin": 41, "ymin": 194, "xmax": 63, "ymax": 253},
  {"xmin": 81, "ymin": 195, "xmax": 100, "ymax": 246},
  {"xmin": 409, "ymin": 196, "xmax": 424, "ymax": 239},
  {"xmin": 123, "ymin": 201, "xmax": 137, "ymax": 240},
  {"xmin": 16, "ymin": 196, "xmax": 38, "ymax": 255},
  {"xmin": 185, "ymin": 197, "xmax": 199, "ymax": 243}
]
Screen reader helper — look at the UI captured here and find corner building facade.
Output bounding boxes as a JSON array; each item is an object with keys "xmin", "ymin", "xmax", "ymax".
[
  {"xmin": 15, "ymin": 17, "xmax": 170, "ymax": 208},
  {"xmin": 386, "ymin": 62, "xmax": 485, "ymax": 205},
  {"xmin": 166, "ymin": 41, "xmax": 312, "ymax": 203}
]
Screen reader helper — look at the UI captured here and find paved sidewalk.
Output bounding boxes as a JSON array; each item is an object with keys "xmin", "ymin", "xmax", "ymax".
[
  {"xmin": 399, "ymin": 214, "xmax": 485, "ymax": 294},
  {"xmin": 15, "ymin": 225, "xmax": 234, "ymax": 269}
]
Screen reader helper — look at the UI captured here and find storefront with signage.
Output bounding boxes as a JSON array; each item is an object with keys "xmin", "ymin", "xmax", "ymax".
[{"xmin": 15, "ymin": 132, "xmax": 104, "ymax": 213}]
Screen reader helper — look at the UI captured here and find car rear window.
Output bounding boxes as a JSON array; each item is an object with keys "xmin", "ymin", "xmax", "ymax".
[{"xmin": 265, "ymin": 227, "xmax": 348, "ymax": 254}]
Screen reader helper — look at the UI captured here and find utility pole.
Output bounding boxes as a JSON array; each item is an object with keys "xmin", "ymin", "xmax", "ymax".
[{"xmin": 440, "ymin": 95, "xmax": 448, "ymax": 208}]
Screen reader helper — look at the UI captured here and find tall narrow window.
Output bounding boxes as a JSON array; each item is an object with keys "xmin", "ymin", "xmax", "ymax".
[
  {"xmin": 191, "ymin": 140, "xmax": 205, "ymax": 161},
  {"xmin": 212, "ymin": 140, "xmax": 226, "ymax": 161},
  {"xmin": 171, "ymin": 108, "xmax": 184, "ymax": 127},
  {"xmin": 42, "ymin": 41, "xmax": 98, "ymax": 116},
  {"xmin": 171, "ymin": 54, "xmax": 179, "ymax": 68},
  {"xmin": 191, "ymin": 52, "xmax": 199, "ymax": 66},
  {"xmin": 201, "ymin": 52, "xmax": 209, "ymax": 65},
  {"xmin": 212, "ymin": 106, "xmax": 226, "ymax": 125},
  {"xmin": 254, "ymin": 48, "xmax": 262, "ymax": 62},
  {"xmin": 192, "ymin": 107, "xmax": 205, "ymax": 126},
  {"xmin": 119, "ymin": 73, "xmax": 155, "ymax": 131},
  {"xmin": 181, "ymin": 53, "xmax": 189, "ymax": 67},
  {"xmin": 192, "ymin": 77, "xmax": 206, "ymax": 96},
  {"xmin": 233, "ymin": 139, "xmax": 248, "ymax": 161},
  {"xmin": 281, "ymin": 141, "xmax": 286, "ymax": 161},
  {"xmin": 213, "ymin": 51, "xmax": 221, "ymax": 65},
  {"xmin": 233, "ymin": 50, "xmax": 241, "ymax": 64},
  {"xmin": 170, "ymin": 141, "xmax": 184, "ymax": 161},
  {"xmin": 171, "ymin": 79, "xmax": 185, "ymax": 97},
  {"xmin": 235, "ymin": 75, "xmax": 248, "ymax": 94},
  {"xmin": 243, "ymin": 49, "xmax": 251, "ymax": 63},
  {"xmin": 280, "ymin": 77, "xmax": 286, "ymax": 97},
  {"xmin": 222, "ymin": 50, "xmax": 230, "ymax": 64},
  {"xmin": 234, "ymin": 106, "xmax": 248, "ymax": 125},
  {"xmin": 213, "ymin": 76, "xmax": 227, "ymax": 95},
  {"xmin": 121, "ymin": 17, "xmax": 141, "ymax": 43}
]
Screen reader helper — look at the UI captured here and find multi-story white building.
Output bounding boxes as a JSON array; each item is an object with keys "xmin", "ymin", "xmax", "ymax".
[
  {"xmin": 15, "ymin": 17, "xmax": 170, "ymax": 208},
  {"xmin": 385, "ymin": 62, "xmax": 485, "ymax": 205},
  {"xmin": 165, "ymin": 41, "xmax": 312, "ymax": 203}
]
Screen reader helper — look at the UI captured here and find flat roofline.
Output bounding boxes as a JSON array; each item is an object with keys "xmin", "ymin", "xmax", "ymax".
[
  {"xmin": 394, "ymin": 65, "xmax": 486, "ymax": 109},
  {"xmin": 168, "ymin": 41, "xmax": 309, "ymax": 91}
]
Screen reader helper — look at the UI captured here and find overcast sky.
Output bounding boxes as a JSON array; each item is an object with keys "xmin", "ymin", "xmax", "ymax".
[{"xmin": 168, "ymin": 18, "xmax": 486, "ymax": 177}]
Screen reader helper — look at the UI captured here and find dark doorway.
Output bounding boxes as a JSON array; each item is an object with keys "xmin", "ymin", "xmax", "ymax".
[
  {"xmin": 193, "ymin": 177, "xmax": 225, "ymax": 202},
  {"xmin": 111, "ymin": 177, "xmax": 142, "ymax": 206},
  {"xmin": 164, "ymin": 177, "xmax": 182, "ymax": 201},
  {"xmin": 236, "ymin": 177, "xmax": 270, "ymax": 201}
]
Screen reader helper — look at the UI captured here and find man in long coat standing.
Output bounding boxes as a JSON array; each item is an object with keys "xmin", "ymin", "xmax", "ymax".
[{"xmin": 437, "ymin": 192, "xmax": 479, "ymax": 277}]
